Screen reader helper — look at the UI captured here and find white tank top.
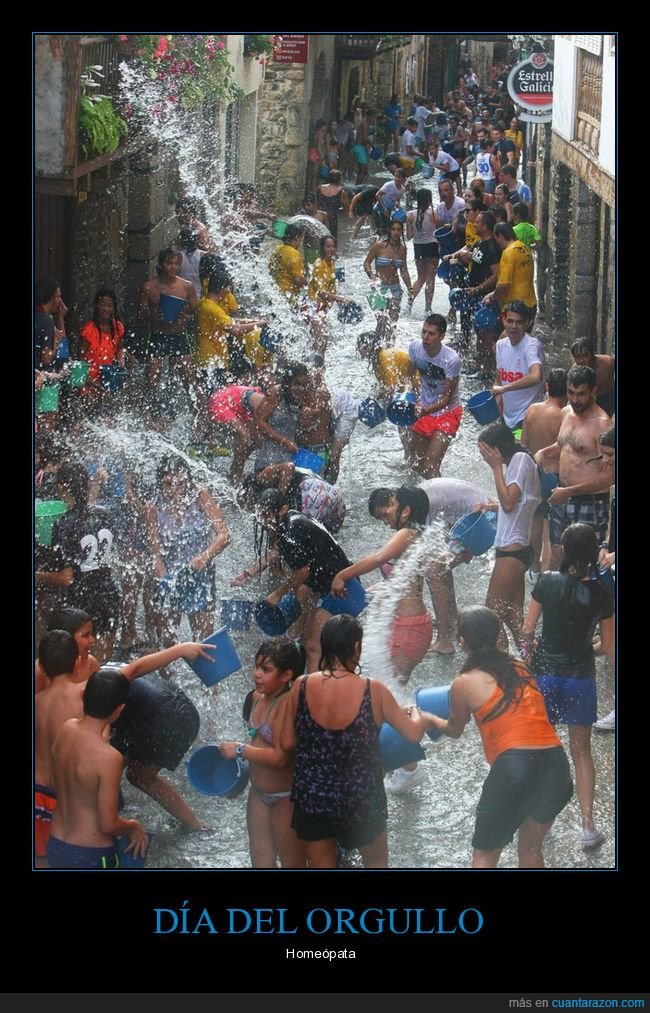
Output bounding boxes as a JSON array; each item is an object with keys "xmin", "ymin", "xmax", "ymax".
[
  {"xmin": 409, "ymin": 207, "xmax": 437, "ymax": 245},
  {"xmin": 476, "ymin": 150, "xmax": 495, "ymax": 183}
]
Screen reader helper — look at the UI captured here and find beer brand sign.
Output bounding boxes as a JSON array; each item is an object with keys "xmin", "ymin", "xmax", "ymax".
[{"xmin": 507, "ymin": 52, "xmax": 554, "ymax": 122}]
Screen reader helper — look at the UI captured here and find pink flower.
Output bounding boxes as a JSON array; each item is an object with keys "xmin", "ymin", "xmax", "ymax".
[
  {"xmin": 154, "ymin": 36, "xmax": 168, "ymax": 58},
  {"xmin": 119, "ymin": 35, "xmax": 128, "ymax": 42},
  {"xmin": 170, "ymin": 60, "xmax": 180, "ymax": 74},
  {"xmin": 216, "ymin": 41, "xmax": 224, "ymax": 50},
  {"xmin": 158, "ymin": 70, "xmax": 166, "ymax": 80}
]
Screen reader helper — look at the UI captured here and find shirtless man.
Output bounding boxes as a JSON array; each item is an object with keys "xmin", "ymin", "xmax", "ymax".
[
  {"xmin": 535, "ymin": 365, "xmax": 611, "ymax": 570},
  {"xmin": 297, "ymin": 366, "xmax": 332, "ymax": 464},
  {"xmin": 571, "ymin": 337, "xmax": 615, "ymax": 417},
  {"xmin": 138, "ymin": 245, "xmax": 197, "ymax": 394},
  {"xmin": 47, "ymin": 668, "xmax": 149, "ymax": 870},
  {"xmin": 521, "ymin": 368, "xmax": 567, "ymax": 575}
]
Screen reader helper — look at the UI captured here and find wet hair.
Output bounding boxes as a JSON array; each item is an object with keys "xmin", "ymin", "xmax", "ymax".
[
  {"xmin": 495, "ymin": 183, "xmax": 510, "ymax": 198},
  {"xmin": 368, "ymin": 487, "xmax": 395, "ymax": 516},
  {"xmin": 178, "ymin": 227, "xmax": 199, "ymax": 253},
  {"xmin": 478, "ymin": 420, "xmax": 518, "ymax": 461},
  {"xmin": 477, "ymin": 210, "xmax": 496, "ymax": 231},
  {"xmin": 467, "ymin": 198, "xmax": 485, "ymax": 213},
  {"xmin": 47, "ymin": 607, "xmax": 92, "ymax": 637},
  {"xmin": 280, "ymin": 360, "xmax": 308, "ymax": 401},
  {"xmin": 158, "ymin": 245, "xmax": 182, "ymax": 265},
  {"xmin": 254, "ymin": 489, "xmax": 288, "ymax": 566},
  {"xmin": 207, "ymin": 268, "xmax": 232, "ymax": 294},
  {"xmin": 327, "ymin": 170, "xmax": 342, "ymax": 185},
  {"xmin": 567, "ymin": 364, "xmax": 597, "ymax": 390},
  {"xmin": 458, "ymin": 607, "xmax": 537, "ymax": 723},
  {"xmin": 599, "ymin": 426, "xmax": 615, "ymax": 448},
  {"xmin": 83, "ymin": 668, "xmax": 130, "ymax": 719},
  {"xmin": 319, "ymin": 614, "xmax": 363, "ymax": 673},
  {"xmin": 394, "ymin": 487, "xmax": 429, "ymax": 527},
  {"xmin": 356, "ymin": 330, "xmax": 382, "ymax": 372},
  {"xmin": 199, "ymin": 253, "xmax": 228, "ymax": 282},
  {"xmin": 35, "ymin": 277, "xmax": 59, "ymax": 306},
  {"xmin": 283, "ymin": 223, "xmax": 304, "ymax": 243},
  {"xmin": 494, "ymin": 222, "xmax": 516, "ymax": 243},
  {"xmin": 38, "ymin": 630, "xmax": 79, "ymax": 679},
  {"xmin": 571, "ymin": 337, "xmax": 595, "ymax": 358},
  {"xmin": 560, "ymin": 522, "xmax": 599, "ymax": 579},
  {"xmin": 503, "ymin": 300, "xmax": 531, "ymax": 320},
  {"xmin": 155, "ymin": 453, "xmax": 193, "ymax": 486},
  {"xmin": 255, "ymin": 637, "xmax": 306, "ymax": 679},
  {"xmin": 424, "ymin": 313, "xmax": 447, "ymax": 334},
  {"xmin": 512, "ymin": 203, "xmax": 529, "ymax": 223},
  {"xmin": 415, "ymin": 188, "xmax": 433, "ymax": 231},
  {"xmin": 92, "ymin": 286, "xmax": 121, "ymax": 337},
  {"xmin": 407, "ymin": 117, "xmax": 418, "ymax": 128},
  {"xmin": 492, "ymin": 205, "xmax": 508, "ymax": 223},
  {"xmin": 57, "ymin": 461, "xmax": 89, "ymax": 512},
  {"xmin": 547, "ymin": 368, "xmax": 568, "ymax": 399},
  {"xmin": 319, "ymin": 234, "xmax": 336, "ymax": 258},
  {"xmin": 500, "ymin": 164, "xmax": 517, "ymax": 181}
]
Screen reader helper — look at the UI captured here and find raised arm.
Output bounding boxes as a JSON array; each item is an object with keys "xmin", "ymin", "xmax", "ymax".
[{"xmin": 331, "ymin": 529, "xmax": 416, "ymax": 594}]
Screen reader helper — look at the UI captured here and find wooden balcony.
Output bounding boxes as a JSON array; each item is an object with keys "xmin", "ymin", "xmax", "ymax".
[{"xmin": 574, "ymin": 49, "xmax": 602, "ymax": 159}]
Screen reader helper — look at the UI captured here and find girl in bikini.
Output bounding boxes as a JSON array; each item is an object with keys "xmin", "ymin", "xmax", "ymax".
[{"xmin": 219, "ymin": 637, "xmax": 307, "ymax": 868}]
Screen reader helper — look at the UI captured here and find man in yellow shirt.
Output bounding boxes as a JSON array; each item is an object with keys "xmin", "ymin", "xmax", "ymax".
[
  {"xmin": 488, "ymin": 222, "xmax": 537, "ymax": 326},
  {"xmin": 268, "ymin": 224, "xmax": 307, "ymax": 304},
  {"xmin": 195, "ymin": 267, "xmax": 269, "ymax": 374}
]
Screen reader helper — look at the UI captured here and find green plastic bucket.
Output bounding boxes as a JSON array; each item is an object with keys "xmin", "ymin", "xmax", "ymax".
[
  {"xmin": 35, "ymin": 500, "xmax": 67, "ymax": 546},
  {"xmin": 35, "ymin": 384, "xmax": 60, "ymax": 414},
  {"xmin": 272, "ymin": 220, "xmax": 288, "ymax": 239},
  {"xmin": 67, "ymin": 360, "xmax": 90, "ymax": 388}
]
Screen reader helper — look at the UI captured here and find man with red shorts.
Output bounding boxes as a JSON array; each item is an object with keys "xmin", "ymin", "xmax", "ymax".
[{"xmin": 406, "ymin": 314, "xmax": 462, "ymax": 478}]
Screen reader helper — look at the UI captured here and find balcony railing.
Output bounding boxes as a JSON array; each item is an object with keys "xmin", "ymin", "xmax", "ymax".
[{"xmin": 574, "ymin": 49, "xmax": 602, "ymax": 158}]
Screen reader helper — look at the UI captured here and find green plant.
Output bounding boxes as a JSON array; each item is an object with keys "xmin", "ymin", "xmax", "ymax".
[
  {"xmin": 122, "ymin": 35, "xmax": 243, "ymax": 112},
  {"xmin": 243, "ymin": 34, "xmax": 282, "ymax": 59},
  {"xmin": 78, "ymin": 66, "xmax": 127, "ymax": 159}
]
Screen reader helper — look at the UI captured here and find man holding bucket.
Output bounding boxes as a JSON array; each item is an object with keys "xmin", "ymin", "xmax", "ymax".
[{"xmin": 406, "ymin": 314, "xmax": 462, "ymax": 479}]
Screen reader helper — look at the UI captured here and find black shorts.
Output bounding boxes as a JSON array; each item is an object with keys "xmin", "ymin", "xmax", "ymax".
[
  {"xmin": 441, "ymin": 169, "xmax": 461, "ymax": 183},
  {"xmin": 140, "ymin": 331, "xmax": 192, "ymax": 361},
  {"xmin": 472, "ymin": 746, "xmax": 573, "ymax": 851},
  {"xmin": 495, "ymin": 545, "xmax": 533, "ymax": 567},
  {"xmin": 112, "ymin": 698, "xmax": 200, "ymax": 770},
  {"xmin": 70, "ymin": 577, "xmax": 120, "ymax": 636},
  {"xmin": 291, "ymin": 804, "xmax": 387, "ymax": 850},
  {"xmin": 414, "ymin": 242, "xmax": 440, "ymax": 262}
]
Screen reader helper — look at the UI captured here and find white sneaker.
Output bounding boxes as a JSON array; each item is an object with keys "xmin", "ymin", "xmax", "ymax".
[
  {"xmin": 593, "ymin": 709, "xmax": 615, "ymax": 731},
  {"xmin": 581, "ymin": 826, "xmax": 605, "ymax": 849},
  {"xmin": 385, "ymin": 764, "xmax": 427, "ymax": 795}
]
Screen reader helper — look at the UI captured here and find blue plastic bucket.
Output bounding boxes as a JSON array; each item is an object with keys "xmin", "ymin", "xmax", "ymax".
[
  {"xmin": 391, "ymin": 208, "xmax": 407, "ymax": 223},
  {"xmin": 337, "ymin": 301, "xmax": 363, "ymax": 325},
  {"xmin": 538, "ymin": 470, "xmax": 559, "ymax": 502},
  {"xmin": 187, "ymin": 746, "xmax": 250, "ymax": 798},
  {"xmin": 379, "ymin": 723, "xmax": 426, "ymax": 772},
  {"xmin": 253, "ymin": 593, "xmax": 302, "ymax": 635},
  {"xmin": 449, "ymin": 511, "xmax": 496, "ymax": 556},
  {"xmin": 335, "ymin": 267, "xmax": 346, "ymax": 282},
  {"xmin": 292, "ymin": 448, "xmax": 325, "ymax": 474},
  {"xmin": 370, "ymin": 146, "xmax": 383, "ymax": 161},
  {"xmin": 319, "ymin": 577, "xmax": 368, "ymax": 617},
  {"xmin": 415, "ymin": 685, "xmax": 451, "ymax": 742},
  {"xmin": 318, "ymin": 166, "xmax": 331, "ymax": 179},
  {"xmin": 115, "ymin": 831, "xmax": 154, "ymax": 869},
  {"xmin": 159, "ymin": 292, "xmax": 187, "ymax": 324},
  {"xmin": 386, "ymin": 392, "xmax": 417, "ymax": 427},
  {"xmin": 466, "ymin": 390, "xmax": 500, "ymax": 425},
  {"xmin": 220, "ymin": 599, "xmax": 253, "ymax": 632},
  {"xmin": 185, "ymin": 627, "xmax": 242, "ymax": 687},
  {"xmin": 437, "ymin": 260, "xmax": 451, "ymax": 281},
  {"xmin": 420, "ymin": 164, "xmax": 435, "ymax": 179},
  {"xmin": 99, "ymin": 365, "xmax": 127, "ymax": 394},
  {"xmin": 35, "ymin": 499, "xmax": 68, "ymax": 546},
  {"xmin": 55, "ymin": 335, "xmax": 70, "ymax": 362},
  {"xmin": 358, "ymin": 397, "xmax": 387, "ymax": 429},
  {"xmin": 259, "ymin": 325, "xmax": 283, "ymax": 352},
  {"xmin": 434, "ymin": 225, "xmax": 456, "ymax": 256},
  {"xmin": 473, "ymin": 303, "xmax": 501, "ymax": 330}
]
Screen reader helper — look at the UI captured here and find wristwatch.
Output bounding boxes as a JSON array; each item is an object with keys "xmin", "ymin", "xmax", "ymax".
[{"xmin": 235, "ymin": 742, "xmax": 246, "ymax": 759}]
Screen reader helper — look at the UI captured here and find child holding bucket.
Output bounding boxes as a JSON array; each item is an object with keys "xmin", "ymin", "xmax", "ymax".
[
  {"xmin": 219, "ymin": 637, "xmax": 307, "ymax": 868},
  {"xmin": 79, "ymin": 287, "xmax": 125, "ymax": 383},
  {"xmin": 425, "ymin": 606, "xmax": 573, "ymax": 868}
]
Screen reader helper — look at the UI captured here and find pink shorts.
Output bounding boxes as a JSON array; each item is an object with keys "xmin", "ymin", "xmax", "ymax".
[
  {"xmin": 389, "ymin": 612, "xmax": 434, "ymax": 661},
  {"xmin": 208, "ymin": 385, "xmax": 259, "ymax": 425},
  {"xmin": 412, "ymin": 405, "xmax": 462, "ymax": 438}
]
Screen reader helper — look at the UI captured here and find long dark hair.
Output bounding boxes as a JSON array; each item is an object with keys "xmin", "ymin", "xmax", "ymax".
[
  {"xmin": 415, "ymin": 188, "xmax": 432, "ymax": 232},
  {"xmin": 559, "ymin": 523, "xmax": 599, "ymax": 580},
  {"xmin": 255, "ymin": 636, "xmax": 306, "ymax": 679},
  {"xmin": 458, "ymin": 606, "xmax": 536, "ymax": 723},
  {"xmin": 394, "ymin": 486, "xmax": 429, "ymax": 528},
  {"xmin": 92, "ymin": 286, "xmax": 121, "ymax": 339},
  {"xmin": 319, "ymin": 614, "xmax": 363, "ymax": 673}
]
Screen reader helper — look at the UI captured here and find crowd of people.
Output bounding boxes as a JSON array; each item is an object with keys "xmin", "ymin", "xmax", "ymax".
[{"xmin": 34, "ymin": 66, "xmax": 616, "ymax": 871}]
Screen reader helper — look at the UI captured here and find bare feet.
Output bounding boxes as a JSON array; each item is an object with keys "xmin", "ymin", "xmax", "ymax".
[{"xmin": 428, "ymin": 640, "xmax": 455, "ymax": 656}]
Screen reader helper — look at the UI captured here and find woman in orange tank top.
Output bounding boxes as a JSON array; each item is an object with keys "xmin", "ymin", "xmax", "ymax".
[{"xmin": 427, "ymin": 606, "xmax": 572, "ymax": 868}]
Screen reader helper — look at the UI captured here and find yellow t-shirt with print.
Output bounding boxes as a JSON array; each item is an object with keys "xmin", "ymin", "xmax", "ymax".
[
  {"xmin": 307, "ymin": 258, "xmax": 336, "ymax": 303},
  {"xmin": 269, "ymin": 243, "xmax": 305, "ymax": 299},
  {"xmin": 496, "ymin": 240, "xmax": 536, "ymax": 309},
  {"xmin": 195, "ymin": 297, "xmax": 231, "ymax": 368}
]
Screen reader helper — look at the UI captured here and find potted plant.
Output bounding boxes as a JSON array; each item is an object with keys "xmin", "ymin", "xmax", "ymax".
[
  {"xmin": 243, "ymin": 34, "xmax": 282, "ymax": 60},
  {"xmin": 78, "ymin": 65, "xmax": 127, "ymax": 160}
]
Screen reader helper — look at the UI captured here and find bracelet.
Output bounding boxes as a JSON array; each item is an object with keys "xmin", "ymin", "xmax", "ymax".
[{"xmin": 235, "ymin": 742, "xmax": 246, "ymax": 759}]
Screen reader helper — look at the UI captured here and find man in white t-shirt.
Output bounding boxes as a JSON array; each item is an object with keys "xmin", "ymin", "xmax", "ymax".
[
  {"xmin": 400, "ymin": 117, "xmax": 424, "ymax": 158},
  {"xmin": 434, "ymin": 179, "xmax": 466, "ymax": 226},
  {"xmin": 406, "ymin": 314, "xmax": 462, "ymax": 478},
  {"xmin": 413, "ymin": 100, "xmax": 433, "ymax": 143},
  {"xmin": 493, "ymin": 300, "xmax": 545, "ymax": 431}
]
